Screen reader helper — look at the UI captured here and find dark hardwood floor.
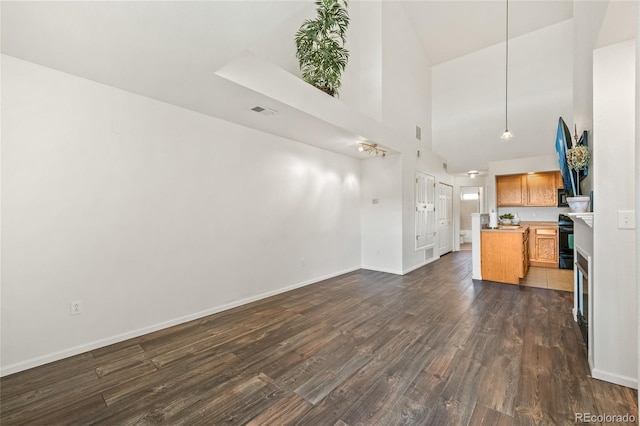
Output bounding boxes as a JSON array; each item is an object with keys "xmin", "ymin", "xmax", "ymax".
[{"xmin": 1, "ymin": 252, "xmax": 637, "ymax": 425}]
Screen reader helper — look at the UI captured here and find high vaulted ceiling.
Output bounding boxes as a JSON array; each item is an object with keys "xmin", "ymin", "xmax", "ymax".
[
  {"xmin": 1, "ymin": 1, "xmax": 575, "ymax": 78},
  {"xmin": 403, "ymin": 0, "xmax": 574, "ymax": 65},
  {"xmin": 0, "ymin": 0, "xmax": 611, "ymax": 169}
]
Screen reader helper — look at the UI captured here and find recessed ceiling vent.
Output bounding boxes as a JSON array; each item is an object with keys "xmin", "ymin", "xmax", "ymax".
[{"xmin": 250, "ymin": 106, "xmax": 278, "ymax": 116}]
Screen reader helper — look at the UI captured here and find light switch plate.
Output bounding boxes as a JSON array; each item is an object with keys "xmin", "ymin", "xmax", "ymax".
[{"xmin": 617, "ymin": 210, "xmax": 635, "ymax": 229}]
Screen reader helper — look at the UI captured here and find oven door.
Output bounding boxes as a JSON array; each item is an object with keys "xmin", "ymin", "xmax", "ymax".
[
  {"xmin": 558, "ymin": 225, "xmax": 574, "ymax": 269},
  {"xmin": 558, "ymin": 226, "xmax": 573, "ymax": 251}
]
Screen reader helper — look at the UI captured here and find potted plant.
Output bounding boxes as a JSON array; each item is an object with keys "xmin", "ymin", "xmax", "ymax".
[
  {"xmin": 566, "ymin": 142, "xmax": 591, "ymax": 212},
  {"xmin": 499, "ymin": 213, "xmax": 514, "ymax": 225},
  {"xmin": 295, "ymin": 0, "xmax": 350, "ymax": 97}
]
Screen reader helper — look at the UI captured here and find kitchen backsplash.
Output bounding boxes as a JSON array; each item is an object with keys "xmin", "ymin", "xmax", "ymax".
[{"xmin": 497, "ymin": 206, "xmax": 570, "ymax": 222}]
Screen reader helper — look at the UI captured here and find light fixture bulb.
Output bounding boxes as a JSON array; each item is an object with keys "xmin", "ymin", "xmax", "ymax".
[
  {"xmin": 358, "ymin": 142, "xmax": 387, "ymax": 157},
  {"xmin": 500, "ymin": 0, "xmax": 513, "ymax": 141}
]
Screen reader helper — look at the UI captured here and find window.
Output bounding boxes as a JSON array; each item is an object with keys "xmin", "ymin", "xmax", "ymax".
[{"xmin": 461, "ymin": 192, "xmax": 479, "ymax": 201}]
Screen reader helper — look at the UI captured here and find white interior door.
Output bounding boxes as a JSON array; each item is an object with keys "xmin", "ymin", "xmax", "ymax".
[
  {"xmin": 415, "ymin": 172, "xmax": 436, "ymax": 250},
  {"xmin": 438, "ymin": 183, "xmax": 453, "ymax": 255}
]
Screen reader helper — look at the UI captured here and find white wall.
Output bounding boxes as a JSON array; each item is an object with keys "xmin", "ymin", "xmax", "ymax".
[
  {"xmin": 636, "ymin": 2, "xmax": 640, "ymax": 407},
  {"xmin": 432, "ymin": 20, "xmax": 574, "ymax": 174},
  {"xmin": 572, "ymin": 1, "xmax": 609, "ymax": 198},
  {"xmin": 1, "ymin": 56, "xmax": 362, "ymax": 374},
  {"xmin": 572, "ymin": 1, "xmax": 608, "ymax": 134},
  {"xmin": 592, "ymin": 39, "xmax": 637, "ymax": 388},
  {"xmin": 360, "ymin": 155, "xmax": 403, "ymax": 274},
  {"xmin": 341, "ymin": 1, "xmax": 383, "ymax": 122},
  {"xmin": 381, "ymin": 3, "xmax": 431, "ymax": 150},
  {"xmin": 340, "ymin": 1, "xmax": 450, "ymax": 274}
]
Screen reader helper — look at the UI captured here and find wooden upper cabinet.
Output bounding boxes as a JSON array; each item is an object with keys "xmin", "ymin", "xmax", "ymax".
[
  {"xmin": 497, "ymin": 171, "xmax": 561, "ymax": 207},
  {"xmin": 525, "ymin": 172, "xmax": 558, "ymax": 206},
  {"xmin": 496, "ymin": 175, "xmax": 525, "ymax": 206}
]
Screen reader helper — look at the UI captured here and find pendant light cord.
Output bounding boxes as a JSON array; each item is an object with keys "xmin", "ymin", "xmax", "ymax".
[{"xmin": 505, "ymin": 0, "xmax": 509, "ymax": 131}]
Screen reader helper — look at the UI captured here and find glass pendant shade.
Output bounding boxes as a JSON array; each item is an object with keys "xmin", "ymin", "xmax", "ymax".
[{"xmin": 501, "ymin": 129, "xmax": 513, "ymax": 139}]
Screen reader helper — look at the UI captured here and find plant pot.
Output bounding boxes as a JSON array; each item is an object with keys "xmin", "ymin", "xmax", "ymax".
[
  {"xmin": 567, "ymin": 196, "xmax": 590, "ymax": 213},
  {"xmin": 500, "ymin": 219, "xmax": 512, "ymax": 225},
  {"xmin": 317, "ymin": 86, "xmax": 335, "ymax": 97}
]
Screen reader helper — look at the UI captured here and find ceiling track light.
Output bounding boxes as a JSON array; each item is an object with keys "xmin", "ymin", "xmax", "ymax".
[
  {"xmin": 358, "ymin": 142, "xmax": 387, "ymax": 157},
  {"xmin": 500, "ymin": 0, "xmax": 513, "ymax": 140}
]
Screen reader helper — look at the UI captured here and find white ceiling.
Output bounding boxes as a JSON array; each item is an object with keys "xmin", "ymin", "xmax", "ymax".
[
  {"xmin": 403, "ymin": 0, "xmax": 574, "ymax": 65},
  {"xmin": 0, "ymin": 0, "xmax": 599, "ymax": 166}
]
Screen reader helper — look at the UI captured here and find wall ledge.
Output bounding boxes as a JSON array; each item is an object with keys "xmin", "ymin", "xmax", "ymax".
[{"xmin": 568, "ymin": 212, "xmax": 594, "ymax": 227}]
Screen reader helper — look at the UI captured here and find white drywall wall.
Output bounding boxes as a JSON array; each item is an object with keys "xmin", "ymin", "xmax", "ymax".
[
  {"xmin": 1, "ymin": 55, "xmax": 362, "ymax": 374},
  {"xmin": 592, "ymin": 39, "xmax": 637, "ymax": 388}
]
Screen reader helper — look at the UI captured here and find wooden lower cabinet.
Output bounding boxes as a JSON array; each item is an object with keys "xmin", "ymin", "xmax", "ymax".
[
  {"xmin": 481, "ymin": 229, "xmax": 529, "ymax": 285},
  {"xmin": 528, "ymin": 225, "xmax": 559, "ymax": 268}
]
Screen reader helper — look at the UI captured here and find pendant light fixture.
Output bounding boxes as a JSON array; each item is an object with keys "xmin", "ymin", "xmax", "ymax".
[{"xmin": 500, "ymin": 0, "xmax": 513, "ymax": 139}]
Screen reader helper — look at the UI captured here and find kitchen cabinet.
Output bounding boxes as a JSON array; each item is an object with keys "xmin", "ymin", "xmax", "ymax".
[
  {"xmin": 496, "ymin": 174, "xmax": 525, "ymax": 206},
  {"xmin": 481, "ymin": 227, "xmax": 529, "ymax": 285},
  {"xmin": 528, "ymin": 224, "xmax": 558, "ymax": 268},
  {"xmin": 496, "ymin": 171, "xmax": 561, "ymax": 207}
]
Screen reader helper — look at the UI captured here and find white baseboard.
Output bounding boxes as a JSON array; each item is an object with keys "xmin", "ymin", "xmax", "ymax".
[
  {"xmin": 360, "ymin": 265, "xmax": 403, "ymax": 275},
  {"xmin": 591, "ymin": 368, "xmax": 638, "ymax": 389},
  {"xmin": 0, "ymin": 266, "xmax": 360, "ymax": 377},
  {"xmin": 402, "ymin": 256, "xmax": 439, "ymax": 275}
]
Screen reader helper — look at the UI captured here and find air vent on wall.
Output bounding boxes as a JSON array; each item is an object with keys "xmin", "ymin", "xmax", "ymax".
[
  {"xmin": 250, "ymin": 106, "xmax": 278, "ymax": 116},
  {"xmin": 443, "ymin": 162, "xmax": 448, "ymax": 171},
  {"xmin": 416, "ymin": 125, "xmax": 422, "ymax": 141}
]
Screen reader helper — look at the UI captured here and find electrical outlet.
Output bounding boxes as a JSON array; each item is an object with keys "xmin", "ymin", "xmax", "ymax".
[{"xmin": 70, "ymin": 300, "xmax": 83, "ymax": 315}]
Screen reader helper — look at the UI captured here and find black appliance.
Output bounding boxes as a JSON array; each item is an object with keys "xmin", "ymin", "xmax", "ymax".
[
  {"xmin": 576, "ymin": 251, "xmax": 589, "ymax": 347},
  {"xmin": 557, "ymin": 189, "xmax": 568, "ymax": 207},
  {"xmin": 558, "ymin": 214, "xmax": 574, "ymax": 270}
]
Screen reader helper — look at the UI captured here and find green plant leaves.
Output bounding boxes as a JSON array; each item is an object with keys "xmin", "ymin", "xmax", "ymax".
[{"xmin": 295, "ymin": 0, "xmax": 350, "ymax": 96}]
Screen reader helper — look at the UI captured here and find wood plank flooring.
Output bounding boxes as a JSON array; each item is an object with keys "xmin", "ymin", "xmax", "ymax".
[{"xmin": 1, "ymin": 252, "xmax": 637, "ymax": 425}]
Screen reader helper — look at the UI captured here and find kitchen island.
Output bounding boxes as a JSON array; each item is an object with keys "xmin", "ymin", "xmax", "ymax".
[{"xmin": 481, "ymin": 225, "xmax": 530, "ymax": 284}]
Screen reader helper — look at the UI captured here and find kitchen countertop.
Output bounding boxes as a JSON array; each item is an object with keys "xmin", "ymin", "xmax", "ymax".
[
  {"xmin": 520, "ymin": 221, "xmax": 558, "ymax": 227},
  {"xmin": 481, "ymin": 220, "xmax": 558, "ymax": 233},
  {"xmin": 482, "ymin": 225, "xmax": 529, "ymax": 233}
]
